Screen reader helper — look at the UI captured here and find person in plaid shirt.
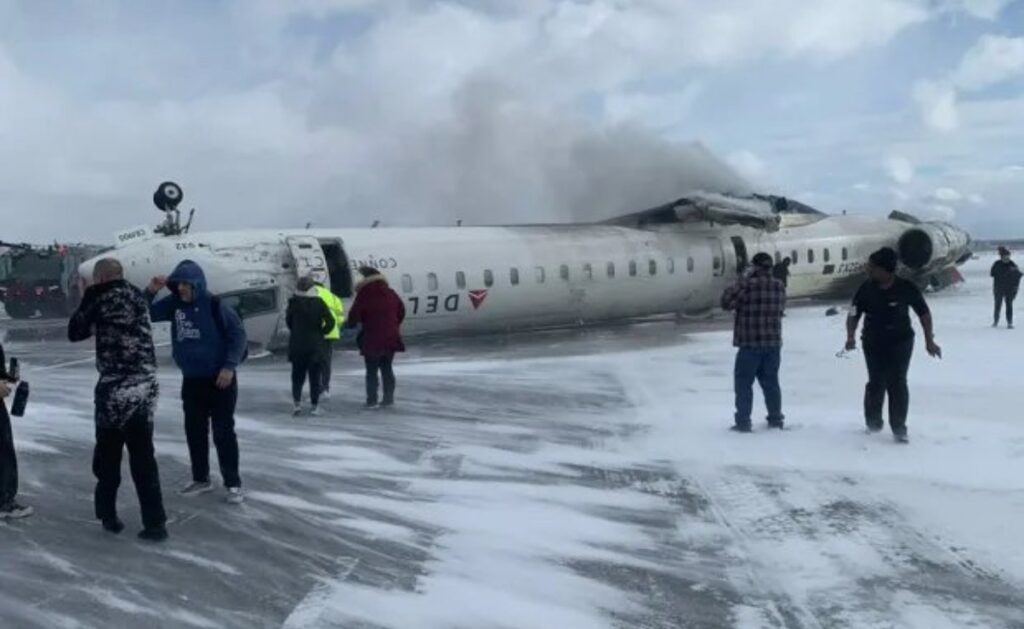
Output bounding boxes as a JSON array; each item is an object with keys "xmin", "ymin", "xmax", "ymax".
[{"xmin": 721, "ymin": 252, "xmax": 786, "ymax": 432}]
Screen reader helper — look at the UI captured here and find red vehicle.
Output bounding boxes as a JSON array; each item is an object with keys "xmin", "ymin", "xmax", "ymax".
[{"xmin": 0, "ymin": 242, "xmax": 108, "ymax": 319}]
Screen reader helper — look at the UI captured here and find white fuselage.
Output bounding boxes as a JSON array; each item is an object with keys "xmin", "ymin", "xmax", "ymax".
[{"xmin": 82, "ymin": 213, "xmax": 967, "ymax": 350}]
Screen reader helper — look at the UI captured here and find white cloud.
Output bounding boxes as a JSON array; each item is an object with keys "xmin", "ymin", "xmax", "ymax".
[
  {"xmin": 968, "ymin": 193, "xmax": 986, "ymax": 205},
  {"xmin": 932, "ymin": 187, "xmax": 964, "ymax": 202},
  {"xmin": 913, "ymin": 80, "xmax": 960, "ymax": 131},
  {"xmin": 953, "ymin": 35, "xmax": 1024, "ymax": 91},
  {"xmin": 886, "ymin": 155, "xmax": 916, "ymax": 184},
  {"xmin": 952, "ymin": 0, "xmax": 1016, "ymax": 19}
]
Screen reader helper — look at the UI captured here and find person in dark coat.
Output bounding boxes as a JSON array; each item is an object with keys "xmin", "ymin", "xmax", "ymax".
[
  {"xmin": 146, "ymin": 260, "xmax": 248, "ymax": 504},
  {"xmin": 0, "ymin": 342, "xmax": 32, "ymax": 520},
  {"xmin": 991, "ymin": 246, "xmax": 1021, "ymax": 329},
  {"xmin": 68, "ymin": 258, "xmax": 167, "ymax": 541},
  {"xmin": 286, "ymin": 277, "xmax": 335, "ymax": 416},
  {"xmin": 772, "ymin": 257, "xmax": 791, "ymax": 288},
  {"xmin": 845, "ymin": 247, "xmax": 942, "ymax": 444},
  {"xmin": 347, "ymin": 267, "xmax": 406, "ymax": 408}
]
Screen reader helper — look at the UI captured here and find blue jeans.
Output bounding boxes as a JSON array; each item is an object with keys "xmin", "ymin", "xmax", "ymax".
[{"xmin": 734, "ymin": 347, "xmax": 783, "ymax": 427}]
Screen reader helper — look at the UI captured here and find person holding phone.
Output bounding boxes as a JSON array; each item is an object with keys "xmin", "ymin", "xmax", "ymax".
[{"xmin": 0, "ymin": 342, "xmax": 32, "ymax": 520}]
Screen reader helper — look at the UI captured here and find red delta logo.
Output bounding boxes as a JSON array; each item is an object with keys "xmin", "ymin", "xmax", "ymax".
[{"xmin": 468, "ymin": 289, "xmax": 489, "ymax": 310}]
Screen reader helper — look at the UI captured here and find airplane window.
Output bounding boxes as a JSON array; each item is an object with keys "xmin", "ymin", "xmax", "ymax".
[
  {"xmin": 401, "ymin": 274, "xmax": 413, "ymax": 293},
  {"xmin": 649, "ymin": 259, "xmax": 657, "ymax": 276},
  {"xmin": 629, "ymin": 260, "xmax": 638, "ymax": 276},
  {"xmin": 667, "ymin": 258, "xmax": 675, "ymax": 274},
  {"xmin": 792, "ymin": 250, "xmax": 798, "ymax": 265},
  {"xmin": 218, "ymin": 288, "xmax": 277, "ymax": 320},
  {"xmin": 583, "ymin": 263, "xmax": 593, "ymax": 280},
  {"xmin": 427, "ymin": 273, "xmax": 438, "ymax": 292},
  {"xmin": 687, "ymin": 257, "xmax": 695, "ymax": 272},
  {"xmin": 536, "ymin": 267, "xmax": 545, "ymax": 283},
  {"xmin": 484, "ymin": 269, "xmax": 494, "ymax": 287},
  {"xmin": 842, "ymin": 247, "xmax": 849, "ymax": 261},
  {"xmin": 560, "ymin": 264, "xmax": 569, "ymax": 281},
  {"xmin": 510, "ymin": 268, "xmax": 520, "ymax": 286},
  {"xmin": 713, "ymin": 257, "xmax": 721, "ymax": 271},
  {"xmin": 607, "ymin": 262, "xmax": 615, "ymax": 278},
  {"xmin": 807, "ymin": 250, "xmax": 815, "ymax": 264},
  {"xmin": 456, "ymin": 271, "xmax": 466, "ymax": 289},
  {"xmin": 823, "ymin": 249, "xmax": 831, "ymax": 263}
]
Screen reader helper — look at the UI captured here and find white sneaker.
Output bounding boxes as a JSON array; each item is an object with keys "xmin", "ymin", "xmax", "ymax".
[
  {"xmin": 292, "ymin": 403, "xmax": 302, "ymax": 416},
  {"xmin": 310, "ymin": 405, "xmax": 322, "ymax": 416},
  {"xmin": 320, "ymin": 389, "xmax": 331, "ymax": 401},
  {"xmin": 180, "ymin": 480, "xmax": 215, "ymax": 496},
  {"xmin": 225, "ymin": 487, "xmax": 244, "ymax": 505}
]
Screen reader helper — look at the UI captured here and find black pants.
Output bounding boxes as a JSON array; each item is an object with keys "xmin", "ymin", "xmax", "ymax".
[
  {"xmin": 182, "ymin": 377, "xmax": 241, "ymax": 488},
  {"xmin": 863, "ymin": 338, "xmax": 914, "ymax": 433},
  {"xmin": 994, "ymin": 291, "xmax": 1015, "ymax": 325},
  {"xmin": 321, "ymin": 341, "xmax": 335, "ymax": 392},
  {"xmin": 0, "ymin": 402, "xmax": 18, "ymax": 508},
  {"xmin": 93, "ymin": 410, "xmax": 166, "ymax": 529},
  {"xmin": 291, "ymin": 356, "xmax": 323, "ymax": 406},
  {"xmin": 364, "ymin": 354, "xmax": 395, "ymax": 405}
]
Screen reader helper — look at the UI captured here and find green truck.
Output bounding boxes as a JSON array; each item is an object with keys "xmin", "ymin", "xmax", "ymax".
[{"xmin": 0, "ymin": 242, "xmax": 108, "ymax": 319}]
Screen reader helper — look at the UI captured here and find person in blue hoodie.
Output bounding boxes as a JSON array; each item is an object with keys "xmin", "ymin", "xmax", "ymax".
[{"xmin": 145, "ymin": 260, "xmax": 248, "ymax": 504}]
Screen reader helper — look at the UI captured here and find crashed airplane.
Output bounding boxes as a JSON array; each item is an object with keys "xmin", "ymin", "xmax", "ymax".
[{"xmin": 80, "ymin": 182, "xmax": 972, "ymax": 350}]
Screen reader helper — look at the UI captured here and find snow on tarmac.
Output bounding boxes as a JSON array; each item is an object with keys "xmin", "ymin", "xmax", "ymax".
[{"xmin": 1, "ymin": 255, "xmax": 1023, "ymax": 629}]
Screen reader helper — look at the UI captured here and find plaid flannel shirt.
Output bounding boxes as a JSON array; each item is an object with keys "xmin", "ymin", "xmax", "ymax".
[{"xmin": 721, "ymin": 271, "xmax": 786, "ymax": 348}]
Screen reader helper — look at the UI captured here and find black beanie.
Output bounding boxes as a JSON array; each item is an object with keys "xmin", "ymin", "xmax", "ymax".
[
  {"xmin": 751, "ymin": 252, "xmax": 774, "ymax": 269},
  {"xmin": 869, "ymin": 247, "xmax": 898, "ymax": 273}
]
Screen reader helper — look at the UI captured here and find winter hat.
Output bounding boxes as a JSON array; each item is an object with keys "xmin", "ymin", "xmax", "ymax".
[
  {"xmin": 751, "ymin": 252, "xmax": 774, "ymax": 269},
  {"xmin": 998, "ymin": 246, "xmax": 1010, "ymax": 256},
  {"xmin": 868, "ymin": 247, "xmax": 898, "ymax": 273},
  {"xmin": 297, "ymin": 276, "xmax": 315, "ymax": 292}
]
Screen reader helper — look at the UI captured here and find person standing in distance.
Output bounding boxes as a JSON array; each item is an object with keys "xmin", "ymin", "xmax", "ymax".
[
  {"xmin": 287, "ymin": 277, "xmax": 335, "ymax": 416},
  {"xmin": 68, "ymin": 258, "xmax": 166, "ymax": 540},
  {"xmin": 146, "ymin": 260, "xmax": 248, "ymax": 504},
  {"xmin": 0, "ymin": 342, "xmax": 32, "ymax": 520},
  {"xmin": 845, "ymin": 247, "xmax": 942, "ymax": 444},
  {"xmin": 991, "ymin": 246, "xmax": 1021, "ymax": 329},
  {"xmin": 347, "ymin": 267, "xmax": 405, "ymax": 408},
  {"xmin": 721, "ymin": 252, "xmax": 786, "ymax": 432}
]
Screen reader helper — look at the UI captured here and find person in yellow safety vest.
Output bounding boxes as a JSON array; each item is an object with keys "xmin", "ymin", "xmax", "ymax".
[{"xmin": 314, "ymin": 281, "xmax": 345, "ymax": 399}]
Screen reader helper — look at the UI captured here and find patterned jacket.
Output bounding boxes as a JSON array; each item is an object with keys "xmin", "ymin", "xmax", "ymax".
[
  {"xmin": 69, "ymin": 280, "xmax": 159, "ymax": 428},
  {"xmin": 721, "ymin": 270, "xmax": 786, "ymax": 348}
]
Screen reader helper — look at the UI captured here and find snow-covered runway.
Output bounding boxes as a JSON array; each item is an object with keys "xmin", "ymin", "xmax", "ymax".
[{"xmin": 2, "ymin": 256, "xmax": 1023, "ymax": 628}]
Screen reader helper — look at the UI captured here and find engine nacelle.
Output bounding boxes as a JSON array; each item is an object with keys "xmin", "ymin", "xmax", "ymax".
[{"xmin": 898, "ymin": 223, "xmax": 971, "ymax": 274}]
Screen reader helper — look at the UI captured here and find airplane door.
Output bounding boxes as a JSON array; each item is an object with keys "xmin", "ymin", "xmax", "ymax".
[
  {"xmin": 730, "ymin": 236, "xmax": 748, "ymax": 274},
  {"xmin": 285, "ymin": 236, "xmax": 329, "ymax": 285},
  {"xmin": 709, "ymin": 238, "xmax": 726, "ymax": 277}
]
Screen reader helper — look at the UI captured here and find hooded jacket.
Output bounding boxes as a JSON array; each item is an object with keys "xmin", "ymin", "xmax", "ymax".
[
  {"xmin": 347, "ymin": 274, "xmax": 405, "ymax": 356},
  {"xmin": 148, "ymin": 260, "xmax": 247, "ymax": 378},
  {"xmin": 286, "ymin": 288, "xmax": 335, "ymax": 362}
]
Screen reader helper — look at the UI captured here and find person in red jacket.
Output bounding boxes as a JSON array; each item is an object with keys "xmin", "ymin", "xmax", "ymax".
[{"xmin": 347, "ymin": 266, "xmax": 406, "ymax": 407}]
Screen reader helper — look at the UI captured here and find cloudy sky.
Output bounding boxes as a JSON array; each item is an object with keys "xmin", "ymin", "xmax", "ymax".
[{"xmin": 1, "ymin": 0, "xmax": 1023, "ymax": 242}]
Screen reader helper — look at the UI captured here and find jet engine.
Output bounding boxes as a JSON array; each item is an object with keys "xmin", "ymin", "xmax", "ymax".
[{"xmin": 897, "ymin": 222, "xmax": 971, "ymax": 275}]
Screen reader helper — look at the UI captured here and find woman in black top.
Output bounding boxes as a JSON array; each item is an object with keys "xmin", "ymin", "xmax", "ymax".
[
  {"xmin": 845, "ymin": 248, "xmax": 942, "ymax": 443},
  {"xmin": 991, "ymin": 246, "xmax": 1022, "ymax": 329}
]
